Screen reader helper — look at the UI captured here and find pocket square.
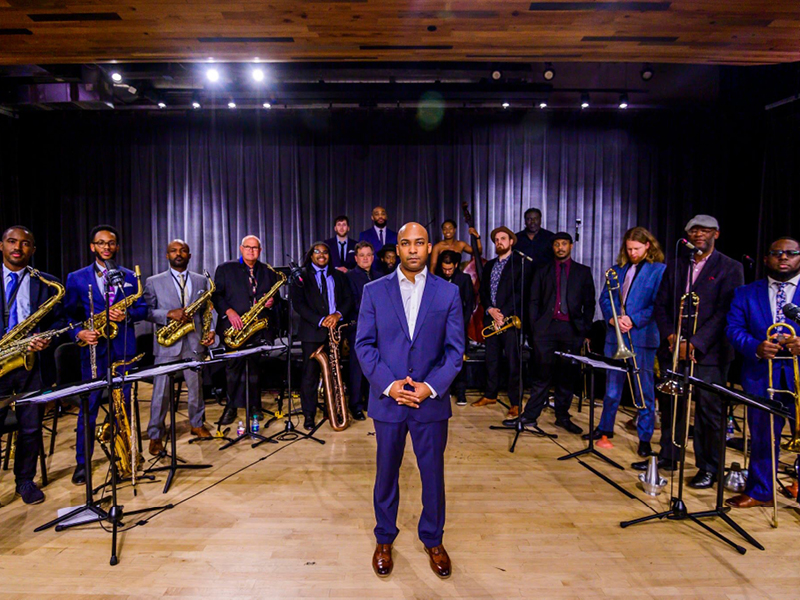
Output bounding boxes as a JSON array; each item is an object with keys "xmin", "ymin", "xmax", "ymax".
[{"xmin": 124, "ymin": 282, "xmax": 133, "ymax": 288}]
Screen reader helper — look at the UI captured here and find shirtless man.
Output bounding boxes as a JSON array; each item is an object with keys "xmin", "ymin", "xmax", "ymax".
[{"xmin": 430, "ymin": 220, "xmax": 481, "ymax": 274}]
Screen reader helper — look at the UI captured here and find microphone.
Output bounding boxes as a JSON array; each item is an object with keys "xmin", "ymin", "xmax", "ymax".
[
  {"xmin": 575, "ymin": 218, "xmax": 582, "ymax": 243},
  {"xmin": 679, "ymin": 238, "xmax": 703, "ymax": 255},
  {"xmin": 783, "ymin": 303, "xmax": 800, "ymax": 326},
  {"xmin": 102, "ymin": 259, "xmax": 125, "ymax": 287},
  {"xmin": 514, "ymin": 249, "xmax": 534, "ymax": 263},
  {"xmin": 286, "ymin": 254, "xmax": 304, "ymax": 287},
  {"xmin": 741, "ymin": 254, "xmax": 755, "ymax": 268}
]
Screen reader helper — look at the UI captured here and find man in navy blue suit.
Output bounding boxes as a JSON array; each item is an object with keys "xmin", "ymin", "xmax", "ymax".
[
  {"xmin": 355, "ymin": 222, "xmax": 464, "ymax": 579},
  {"xmin": 358, "ymin": 206, "xmax": 397, "ymax": 253},
  {"xmin": 725, "ymin": 237, "xmax": 800, "ymax": 508},
  {"xmin": 324, "ymin": 215, "xmax": 357, "ymax": 272},
  {"xmin": 64, "ymin": 224, "xmax": 147, "ymax": 485}
]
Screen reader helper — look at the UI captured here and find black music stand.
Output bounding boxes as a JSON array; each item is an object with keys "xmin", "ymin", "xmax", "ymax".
[{"xmin": 620, "ymin": 371, "xmax": 792, "ymax": 554}]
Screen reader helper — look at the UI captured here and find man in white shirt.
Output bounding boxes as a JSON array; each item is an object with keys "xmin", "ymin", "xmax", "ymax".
[{"xmin": 358, "ymin": 206, "xmax": 398, "ymax": 252}]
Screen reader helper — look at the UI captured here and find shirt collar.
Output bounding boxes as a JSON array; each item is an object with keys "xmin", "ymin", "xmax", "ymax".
[
  {"xmin": 768, "ymin": 272, "xmax": 800, "ymax": 289},
  {"xmin": 170, "ymin": 268, "xmax": 187, "ymax": 280},
  {"xmin": 374, "ymin": 225, "xmax": 386, "ymax": 233},
  {"xmin": 312, "ymin": 264, "xmax": 327, "ymax": 275},
  {"xmin": 3, "ymin": 264, "xmax": 24, "ymax": 279},
  {"xmin": 692, "ymin": 249, "xmax": 713, "ymax": 265},
  {"xmin": 398, "ymin": 266, "xmax": 428, "ymax": 285}
]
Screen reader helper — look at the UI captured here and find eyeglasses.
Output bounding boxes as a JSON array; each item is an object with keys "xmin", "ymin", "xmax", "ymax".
[
  {"xmin": 241, "ymin": 245, "xmax": 261, "ymax": 251},
  {"xmin": 92, "ymin": 240, "xmax": 117, "ymax": 248},
  {"xmin": 767, "ymin": 250, "xmax": 800, "ymax": 258},
  {"xmin": 312, "ymin": 248, "xmax": 329, "ymax": 255}
]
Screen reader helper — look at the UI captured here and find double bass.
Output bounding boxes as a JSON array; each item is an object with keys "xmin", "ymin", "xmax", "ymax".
[{"xmin": 461, "ymin": 202, "xmax": 487, "ymax": 343}]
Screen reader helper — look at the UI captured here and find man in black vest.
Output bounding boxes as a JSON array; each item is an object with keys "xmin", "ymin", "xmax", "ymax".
[
  {"xmin": 213, "ymin": 235, "xmax": 280, "ymax": 425},
  {"xmin": 294, "ymin": 241, "xmax": 354, "ymax": 430},
  {"xmin": 507, "ymin": 232, "xmax": 595, "ymax": 434},
  {"xmin": 346, "ymin": 241, "xmax": 377, "ymax": 419}
]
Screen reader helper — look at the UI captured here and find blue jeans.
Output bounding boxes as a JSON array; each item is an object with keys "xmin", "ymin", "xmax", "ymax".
[{"xmin": 598, "ymin": 343, "xmax": 656, "ymax": 442}]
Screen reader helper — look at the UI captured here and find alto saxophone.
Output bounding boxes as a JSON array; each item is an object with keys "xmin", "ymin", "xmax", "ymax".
[
  {"xmin": 156, "ymin": 270, "xmax": 216, "ymax": 347},
  {"xmin": 0, "ymin": 267, "xmax": 66, "ymax": 378},
  {"xmin": 223, "ymin": 263, "xmax": 286, "ymax": 349},
  {"xmin": 311, "ymin": 323, "xmax": 351, "ymax": 432},
  {"xmin": 78, "ymin": 265, "xmax": 144, "ymax": 347},
  {"xmin": 96, "ymin": 354, "xmax": 144, "ymax": 481}
]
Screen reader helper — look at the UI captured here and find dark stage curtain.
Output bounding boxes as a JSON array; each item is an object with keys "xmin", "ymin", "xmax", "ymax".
[{"xmin": 0, "ymin": 109, "xmax": 765, "ymax": 292}]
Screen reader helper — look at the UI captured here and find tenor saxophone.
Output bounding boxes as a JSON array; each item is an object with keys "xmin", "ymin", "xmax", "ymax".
[
  {"xmin": 223, "ymin": 263, "xmax": 286, "ymax": 349},
  {"xmin": 311, "ymin": 323, "xmax": 351, "ymax": 432},
  {"xmin": 0, "ymin": 267, "xmax": 65, "ymax": 378},
  {"xmin": 156, "ymin": 271, "xmax": 216, "ymax": 347},
  {"xmin": 78, "ymin": 265, "xmax": 144, "ymax": 346}
]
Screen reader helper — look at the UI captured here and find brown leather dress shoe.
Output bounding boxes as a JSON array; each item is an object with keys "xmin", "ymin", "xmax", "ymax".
[
  {"xmin": 191, "ymin": 425, "xmax": 213, "ymax": 439},
  {"xmin": 372, "ymin": 543, "xmax": 393, "ymax": 577},
  {"xmin": 472, "ymin": 397, "xmax": 497, "ymax": 407},
  {"xmin": 424, "ymin": 544, "xmax": 451, "ymax": 579},
  {"xmin": 506, "ymin": 405, "xmax": 519, "ymax": 419},
  {"xmin": 785, "ymin": 480, "xmax": 798, "ymax": 500},
  {"xmin": 725, "ymin": 494, "xmax": 774, "ymax": 508},
  {"xmin": 149, "ymin": 438, "xmax": 164, "ymax": 456}
]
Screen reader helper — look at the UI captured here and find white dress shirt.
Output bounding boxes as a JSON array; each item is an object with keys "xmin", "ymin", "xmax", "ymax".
[
  {"xmin": 768, "ymin": 272, "xmax": 800, "ymax": 323},
  {"xmin": 170, "ymin": 268, "xmax": 193, "ymax": 307},
  {"xmin": 374, "ymin": 225, "xmax": 387, "ymax": 247},
  {"xmin": 3, "ymin": 265, "xmax": 31, "ymax": 321},
  {"xmin": 94, "ymin": 260, "xmax": 123, "ymax": 300}
]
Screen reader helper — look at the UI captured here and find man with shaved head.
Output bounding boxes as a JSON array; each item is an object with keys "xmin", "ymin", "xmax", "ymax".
[
  {"xmin": 144, "ymin": 239, "xmax": 216, "ymax": 454},
  {"xmin": 212, "ymin": 234, "xmax": 279, "ymax": 425},
  {"xmin": 356, "ymin": 222, "xmax": 464, "ymax": 579},
  {"xmin": 358, "ymin": 206, "xmax": 398, "ymax": 253}
]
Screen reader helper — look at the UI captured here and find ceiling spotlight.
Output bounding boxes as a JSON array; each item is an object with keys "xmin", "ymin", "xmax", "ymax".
[
  {"xmin": 192, "ymin": 101, "xmax": 201, "ymax": 109},
  {"xmin": 206, "ymin": 68, "xmax": 220, "ymax": 83},
  {"xmin": 263, "ymin": 102, "xmax": 272, "ymax": 109},
  {"xmin": 157, "ymin": 102, "xmax": 166, "ymax": 108},
  {"xmin": 641, "ymin": 64, "xmax": 654, "ymax": 81},
  {"xmin": 580, "ymin": 93, "xmax": 590, "ymax": 109},
  {"xmin": 228, "ymin": 101, "xmax": 236, "ymax": 109},
  {"xmin": 618, "ymin": 93, "xmax": 629, "ymax": 109},
  {"xmin": 111, "ymin": 72, "xmax": 122, "ymax": 82},
  {"xmin": 252, "ymin": 68, "xmax": 265, "ymax": 82},
  {"xmin": 491, "ymin": 70, "xmax": 502, "ymax": 81},
  {"xmin": 502, "ymin": 102, "xmax": 510, "ymax": 109},
  {"xmin": 543, "ymin": 63, "xmax": 555, "ymax": 81},
  {"xmin": 538, "ymin": 101, "xmax": 547, "ymax": 109}
]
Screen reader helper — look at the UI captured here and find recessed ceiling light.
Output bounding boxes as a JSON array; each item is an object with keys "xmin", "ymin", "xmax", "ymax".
[
  {"xmin": 228, "ymin": 101, "xmax": 236, "ymax": 109},
  {"xmin": 641, "ymin": 64, "xmax": 654, "ymax": 81},
  {"xmin": 502, "ymin": 102, "xmax": 510, "ymax": 109},
  {"xmin": 111, "ymin": 72, "xmax": 122, "ymax": 82},
  {"xmin": 539, "ymin": 101, "xmax": 547, "ymax": 109},
  {"xmin": 192, "ymin": 101, "xmax": 201, "ymax": 109},
  {"xmin": 252, "ymin": 68, "xmax": 265, "ymax": 82},
  {"xmin": 206, "ymin": 68, "xmax": 220, "ymax": 83},
  {"xmin": 491, "ymin": 70, "xmax": 502, "ymax": 81},
  {"xmin": 580, "ymin": 93, "xmax": 590, "ymax": 109},
  {"xmin": 157, "ymin": 102, "xmax": 166, "ymax": 108},
  {"xmin": 543, "ymin": 63, "xmax": 555, "ymax": 81},
  {"xmin": 263, "ymin": 102, "xmax": 271, "ymax": 109},
  {"xmin": 618, "ymin": 93, "xmax": 629, "ymax": 109}
]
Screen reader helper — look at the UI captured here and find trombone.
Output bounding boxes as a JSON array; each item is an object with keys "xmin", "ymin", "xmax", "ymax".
[
  {"xmin": 765, "ymin": 321, "xmax": 800, "ymax": 528},
  {"xmin": 482, "ymin": 315, "xmax": 521, "ymax": 338},
  {"xmin": 656, "ymin": 291, "xmax": 700, "ymax": 449},
  {"xmin": 604, "ymin": 268, "xmax": 646, "ymax": 410}
]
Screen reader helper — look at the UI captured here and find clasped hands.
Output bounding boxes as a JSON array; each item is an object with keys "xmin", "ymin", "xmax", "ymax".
[
  {"xmin": 388, "ymin": 376, "xmax": 431, "ymax": 409},
  {"xmin": 757, "ymin": 334, "xmax": 800, "ymax": 359},
  {"xmin": 609, "ymin": 315, "xmax": 634, "ymax": 334}
]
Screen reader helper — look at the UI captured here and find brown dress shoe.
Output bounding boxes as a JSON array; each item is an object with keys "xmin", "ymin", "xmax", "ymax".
[
  {"xmin": 424, "ymin": 544, "xmax": 451, "ymax": 579},
  {"xmin": 506, "ymin": 405, "xmax": 519, "ymax": 419},
  {"xmin": 372, "ymin": 543, "xmax": 393, "ymax": 577},
  {"xmin": 785, "ymin": 481, "xmax": 798, "ymax": 500},
  {"xmin": 472, "ymin": 397, "xmax": 497, "ymax": 407},
  {"xmin": 725, "ymin": 494, "xmax": 774, "ymax": 508},
  {"xmin": 149, "ymin": 438, "xmax": 164, "ymax": 456},
  {"xmin": 191, "ymin": 425, "xmax": 212, "ymax": 439}
]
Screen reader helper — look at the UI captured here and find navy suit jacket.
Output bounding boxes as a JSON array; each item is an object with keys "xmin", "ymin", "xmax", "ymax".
[
  {"xmin": 599, "ymin": 261, "xmax": 666, "ymax": 350},
  {"xmin": 727, "ymin": 279, "xmax": 800, "ymax": 397},
  {"xmin": 345, "ymin": 266, "xmax": 379, "ymax": 322},
  {"xmin": 359, "ymin": 227, "xmax": 397, "ymax": 252},
  {"xmin": 64, "ymin": 264, "xmax": 148, "ymax": 369},
  {"xmin": 324, "ymin": 236, "xmax": 358, "ymax": 270},
  {"xmin": 355, "ymin": 270, "xmax": 464, "ymax": 423}
]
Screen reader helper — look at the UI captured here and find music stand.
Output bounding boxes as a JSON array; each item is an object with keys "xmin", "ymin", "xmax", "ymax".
[{"xmin": 620, "ymin": 371, "xmax": 792, "ymax": 554}]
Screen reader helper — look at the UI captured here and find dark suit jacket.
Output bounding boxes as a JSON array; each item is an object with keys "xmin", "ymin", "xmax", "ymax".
[
  {"xmin": 515, "ymin": 228, "xmax": 555, "ymax": 267},
  {"xmin": 324, "ymin": 236, "xmax": 358, "ymax": 270},
  {"xmin": 445, "ymin": 270, "xmax": 475, "ymax": 337},
  {"xmin": 0, "ymin": 268, "xmax": 65, "ymax": 387},
  {"xmin": 359, "ymin": 227, "xmax": 397, "ymax": 252},
  {"xmin": 345, "ymin": 266, "xmax": 377, "ymax": 322},
  {"xmin": 479, "ymin": 253, "xmax": 532, "ymax": 326},
  {"xmin": 529, "ymin": 259, "xmax": 596, "ymax": 338},
  {"xmin": 212, "ymin": 259, "xmax": 279, "ymax": 340},
  {"xmin": 654, "ymin": 250, "xmax": 744, "ymax": 366},
  {"xmin": 293, "ymin": 264, "xmax": 354, "ymax": 344}
]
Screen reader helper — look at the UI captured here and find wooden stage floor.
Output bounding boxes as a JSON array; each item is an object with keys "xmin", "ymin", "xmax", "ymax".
[{"xmin": 1, "ymin": 388, "xmax": 799, "ymax": 599}]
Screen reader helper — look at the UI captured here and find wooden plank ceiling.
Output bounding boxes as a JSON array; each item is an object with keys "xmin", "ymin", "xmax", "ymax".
[{"xmin": 0, "ymin": 1, "xmax": 799, "ymax": 66}]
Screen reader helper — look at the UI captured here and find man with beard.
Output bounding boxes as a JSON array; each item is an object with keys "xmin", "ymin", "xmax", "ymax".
[
  {"xmin": 144, "ymin": 239, "xmax": 215, "ymax": 455},
  {"xmin": 653, "ymin": 215, "xmax": 744, "ymax": 488},
  {"xmin": 355, "ymin": 222, "xmax": 464, "ymax": 579},
  {"xmin": 293, "ymin": 241, "xmax": 353, "ymax": 430},
  {"xmin": 506, "ymin": 232, "xmax": 595, "ymax": 434},
  {"xmin": 725, "ymin": 237, "xmax": 800, "ymax": 508},
  {"xmin": 472, "ymin": 227, "xmax": 530, "ymax": 418},
  {"xmin": 213, "ymin": 235, "xmax": 279, "ymax": 425},
  {"xmin": 376, "ymin": 245, "xmax": 398, "ymax": 276},
  {"xmin": 324, "ymin": 215, "xmax": 357, "ymax": 272},
  {"xmin": 430, "ymin": 220, "xmax": 482, "ymax": 275},
  {"xmin": 0, "ymin": 226, "xmax": 65, "ymax": 504},
  {"xmin": 64, "ymin": 224, "xmax": 148, "ymax": 485},
  {"xmin": 515, "ymin": 208, "xmax": 555, "ymax": 268},
  {"xmin": 359, "ymin": 206, "xmax": 398, "ymax": 253},
  {"xmin": 346, "ymin": 241, "xmax": 377, "ymax": 419},
  {"xmin": 436, "ymin": 250, "xmax": 475, "ymax": 406}
]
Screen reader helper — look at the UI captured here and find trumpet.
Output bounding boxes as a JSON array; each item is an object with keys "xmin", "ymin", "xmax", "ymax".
[
  {"xmin": 482, "ymin": 315, "xmax": 521, "ymax": 338},
  {"xmin": 656, "ymin": 292, "xmax": 699, "ymax": 449},
  {"xmin": 766, "ymin": 322, "xmax": 800, "ymax": 528},
  {"xmin": 604, "ymin": 268, "xmax": 645, "ymax": 410}
]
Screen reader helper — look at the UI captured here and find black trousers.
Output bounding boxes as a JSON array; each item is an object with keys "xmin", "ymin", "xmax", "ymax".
[
  {"xmin": 226, "ymin": 355, "xmax": 261, "ymax": 410},
  {"xmin": 658, "ymin": 362, "xmax": 728, "ymax": 474},
  {"xmin": 522, "ymin": 321, "xmax": 582, "ymax": 422},
  {"xmin": 348, "ymin": 331, "xmax": 368, "ymax": 413},
  {"xmin": 0, "ymin": 367, "xmax": 45, "ymax": 484},
  {"xmin": 484, "ymin": 327, "xmax": 521, "ymax": 406},
  {"xmin": 301, "ymin": 340, "xmax": 326, "ymax": 420}
]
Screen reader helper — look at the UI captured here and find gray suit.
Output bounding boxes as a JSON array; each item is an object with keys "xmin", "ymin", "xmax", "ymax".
[{"xmin": 144, "ymin": 270, "xmax": 213, "ymax": 439}]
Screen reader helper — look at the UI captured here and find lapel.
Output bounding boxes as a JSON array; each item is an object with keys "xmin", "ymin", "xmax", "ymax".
[
  {"xmin": 756, "ymin": 279, "xmax": 772, "ymax": 329},
  {"xmin": 414, "ymin": 273, "xmax": 437, "ymax": 341},
  {"xmin": 28, "ymin": 271, "xmax": 40, "ymax": 312},
  {"xmin": 162, "ymin": 270, "xmax": 183, "ymax": 306},
  {"xmin": 386, "ymin": 271, "xmax": 411, "ymax": 342},
  {"xmin": 88, "ymin": 265, "xmax": 106, "ymax": 309},
  {"xmin": 692, "ymin": 251, "xmax": 721, "ymax": 292}
]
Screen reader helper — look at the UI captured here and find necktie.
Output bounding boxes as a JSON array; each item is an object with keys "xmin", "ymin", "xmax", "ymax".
[
  {"xmin": 248, "ymin": 267, "xmax": 257, "ymax": 305},
  {"xmin": 776, "ymin": 282, "xmax": 788, "ymax": 326},
  {"xmin": 318, "ymin": 269, "xmax": 330, "ymax": 313},
  {"xmin": 339, "ymin": 242, "xmax": 346, "ymax": 264},
  {"xmin": 559, "ymin": 263, "xmax": 569, "ymax": 315},
  {"xmin": 379, "ymin": 229, "xmax": 384, "ymax": 246},
  {"xmin": 5, "ymin": 272, "xmax": 19, "ymax": 331},
  {"xmin": 102, "ymin": 269, "xmax": 117, "ymax": 304},
  {"xmin": 178, "ymin": 273, "xmax": 186, "ymax": 307}
]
